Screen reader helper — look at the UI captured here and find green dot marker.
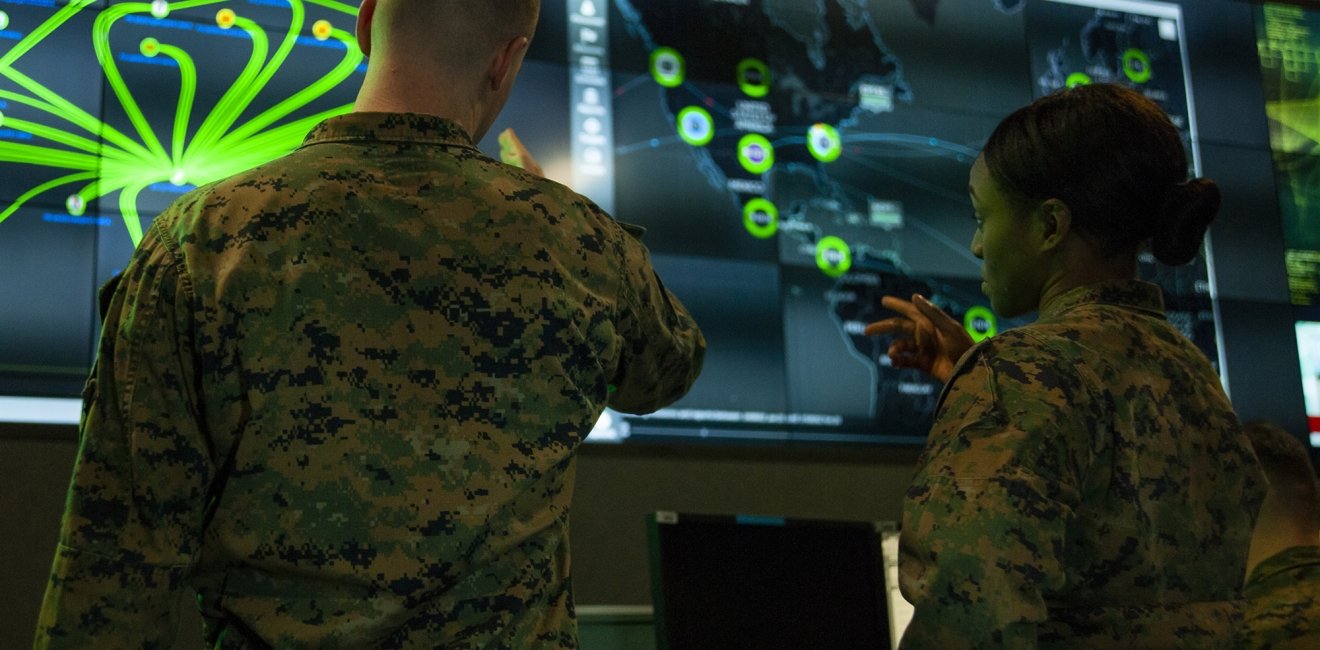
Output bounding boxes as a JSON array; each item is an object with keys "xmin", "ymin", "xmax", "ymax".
[
  {"xmin": 66, "ymin": 194, "xmax": 86, "ymax": 217},
  {"xmin": 1066, "ymin": 72, "xmax": 1092, "ymax": 88},
  {"xmin": 0, "ymin": 11, "xmax": 9, "ymax": 31},
  {"xmin": 743, "ymin": 198, "xmax": 778, "ymax": 239},
  {"xmin": 963, "ymin": 305, "xmax": 998, "ymax": 342},
  {"xmin": 140, "ymin": 37, "xmax": 160, "ymax": 57},
  {"xmin": 737, "ymin": 134, "xmax": 774, "ymax": 175},
  {"xmin": 650, "ymin": 47, "xmax": 685, "ymax": 88},
  {"xmin": 807, "ymin": 123, "xmax": 842, "ymax": 163},
  {"xmin": 1122, "ymin": 48, "xmax": 1152, "ymax": 84},
  {"xmin": 676, "ymin": 106, "xmax": 714, "ymax": 147},
  {"xmin": 815, "ymin": 236, "xmax": 852, "ymax": 277},
  {"xmin": 737, "ymin": 58, "xmax": 770, "ymax": 98}
]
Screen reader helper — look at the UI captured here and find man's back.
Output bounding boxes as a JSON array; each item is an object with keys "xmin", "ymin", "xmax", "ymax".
[{"xmin": 38, "ymin": 113, "xmax": 704, "ymax": 648}]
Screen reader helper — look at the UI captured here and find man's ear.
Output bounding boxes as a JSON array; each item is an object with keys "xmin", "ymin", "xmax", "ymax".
[
  {"xmin": 1036, "ymin": 198, "xmax": 1072, "ymax": 252},
  {"xmin": 356, "ymin": 0, "xmax": 376, "ymax": 58},
  {"xmin": 488, "ymin": 36, "xmax": 531, "ymax": 91}
]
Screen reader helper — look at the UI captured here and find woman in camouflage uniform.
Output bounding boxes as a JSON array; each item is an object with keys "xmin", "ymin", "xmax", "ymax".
[{"xmin": 868, "ymin": 83, "xmax": 1265, "ymax": 648}]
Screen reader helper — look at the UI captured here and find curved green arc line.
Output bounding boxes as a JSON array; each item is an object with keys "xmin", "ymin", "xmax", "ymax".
[
  {"xmin": 0, "ymin": 71, "xmax": 152, "ymax": 161},
  {"xmin": 212, "ymin": 30, "xmax": 361, "ymax": 151},
  {"xmin": 0, "ymin": 171, "xmax": 98, "ymax": 226},
  {"xmin": 156, "ymin": 44, "xmax": 198, "ymax": 166},
  {"xmin": 189, "ymin": 16, "xmax": 271, "ymax": 155},
  {"xmin": 93, "ymin": 4, "xmax": 169, "ymax": 161}
]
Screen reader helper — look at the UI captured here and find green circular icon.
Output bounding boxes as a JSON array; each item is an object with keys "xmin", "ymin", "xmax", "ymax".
[
  {"xmin": 66, "ymin": 194, "xmax": 86, "ymax": 217},
  {"xmin": 737, "ymin": 134, "xmax": 775, "ymax": 175},
  {"xmin": 1066, "ymin": 72, "xmax": 1092, "ymax": 88},
  {"xmin": 140, "ymin": 37, "xmax": 160, "ymax": 57},
  {"xmin": 676, "ymin": 106, "xmax": 714, "ymax": 147},
  {"xmin": 1122, "ymin": 48, "xmax": 1152, "ymax": 84},
  {"xmin": 0, "ymin": 11, "xmax": 9, "ymax": 31},
  {"xmin": 743, "ymin": 198, "xmax": 779, "ymax": 239},
  {"xmin": 737, "ymin": 58, "xmax": 770, "ymax": 98},
  {"xmin": 815, "ymin": 236, "xmax": 852, "ymax": 277},
  {"xmin": 650, "ymin": 47, "xmax": 685, "ymax": 88},
  {"xmin": 963, "ymin": 305, "xmax": 998, "ymax": 342},
  {"xmin": 807, "ymin": 123, "xmax": 842, "ymax": 163}
]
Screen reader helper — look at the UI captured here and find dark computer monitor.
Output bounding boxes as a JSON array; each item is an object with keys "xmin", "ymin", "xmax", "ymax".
[{"xmin": 646, "ymin": 511, "xmax": 897, "ymax": 650}]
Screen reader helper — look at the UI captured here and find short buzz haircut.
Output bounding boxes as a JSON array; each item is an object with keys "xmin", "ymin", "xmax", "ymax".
[{"xmin": 1244, "ymin": 420, "xmax": 1320, "ymax": 530}]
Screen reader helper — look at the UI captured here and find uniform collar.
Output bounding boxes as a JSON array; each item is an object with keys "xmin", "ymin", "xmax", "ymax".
[
  {"xmin": 1038, "ymin": 279, "xmax": 1166, "ymax": 321},
  {"xmin": 300, "ymin": 112, "xmax": 477, "ymax": 150}
]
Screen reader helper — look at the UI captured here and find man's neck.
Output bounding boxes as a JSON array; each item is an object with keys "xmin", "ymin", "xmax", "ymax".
[{"xmin": 353, "ymin": 60, "xmax": 482, "ymax": 139}]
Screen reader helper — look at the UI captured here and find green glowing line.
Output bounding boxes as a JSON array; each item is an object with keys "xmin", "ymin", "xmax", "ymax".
[
  {"xmin": 0, "ymin": 116, "xmax": 134, "ymax": 162},
  {"xmin": 213, "ymin": 29, "xmax": 361, "ymax": 152},
  {"xmin": 0, "ymin": 72, "xmax": 153, "ymax": 161},
  {"xmin": 93, "ymin": 4, "xmax": 170, "ymax": 162},
  {"xmin": 0, "ymin": 171, "xmax": 97, "ymax": 225},
  {"xmin": 218, "ymin": 1, "xmax": 308, "ymax": 150},
  {"xmin": 155, "ymin": 43, "xmax": 198, "ymax": 166},
  {"xmin": 306, "ymin": 0, "xmax": 359, "ymax": 16},
  {"xmin": 0, "ymin": 0, "xmax": 95, "ymax": 69},
  {"xmin": 189, "ymin": 16, "xmax": 271, "ymax": 156},
  {"xmin": 0, "ymin": 142, "xmax": 100, "ymax": 169},
  {"xmin": 117, "ymin": 184, "xmax": 148, "ymax": 245}
]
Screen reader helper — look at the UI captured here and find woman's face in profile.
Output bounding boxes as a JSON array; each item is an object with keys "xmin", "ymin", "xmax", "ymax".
[{"xmin": 968, "ymin": 155, "xmax": 1044, "ymax": 318}]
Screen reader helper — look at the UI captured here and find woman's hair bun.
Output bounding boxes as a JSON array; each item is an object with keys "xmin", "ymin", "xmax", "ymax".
[{"xmin": 1151, "ymin": 178, "xmax": 1220, "ymax": 266}]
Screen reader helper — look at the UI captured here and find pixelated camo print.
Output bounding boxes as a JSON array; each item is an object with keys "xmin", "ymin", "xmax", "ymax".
[
  {"xmin": 898, "ymin": 280, "xmax": 1264, "ymax": 648},
  {"xmin": 35, "ymin": 112, "xmax": 705, "ymax": 649},
  {"xmin": 1240, "ymin": 545, "xmax": 1320, "ymax": 648}
]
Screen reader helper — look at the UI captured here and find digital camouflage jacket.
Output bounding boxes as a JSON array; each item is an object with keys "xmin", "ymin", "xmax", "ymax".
[
  {"xmin": 899, "ymin": 280, "xmax": 1264, "ymax": 648},
  {"xmin": 36, "ymin": 113, "xmax": 705, "ymax": 649}
]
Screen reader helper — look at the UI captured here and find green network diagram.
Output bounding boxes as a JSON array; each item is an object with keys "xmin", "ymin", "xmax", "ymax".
[{"xmin": 0, "ymin": 0, "xmax": 362, "ymax": 245}]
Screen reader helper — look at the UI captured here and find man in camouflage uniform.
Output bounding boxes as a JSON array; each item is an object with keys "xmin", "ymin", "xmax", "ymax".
[
  {"xmin": 34, "ymin": 0, "xmax": 704, "ymax": 647},
  {"xmin": 1238, "ymin": 420, "xmax": 1320, "ymax": 648}
]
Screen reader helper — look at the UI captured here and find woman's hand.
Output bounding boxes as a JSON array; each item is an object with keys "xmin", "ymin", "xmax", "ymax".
[{"xmin": 864, "ymin": 294, "xmax": 975, "ymax": 383}]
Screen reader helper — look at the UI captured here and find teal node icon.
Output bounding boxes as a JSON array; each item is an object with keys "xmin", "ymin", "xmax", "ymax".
[
  {"xmin": 1066, "ymin": 72, "xmax": 1092, "ymax": 88},
  {"xmin": 964, "ymin": 305, "xmax": 998, "ymax": 342},
  {"xmin": 676, "ymin": 106, "xmax": 714, "ymax": 147},
  {"xmin": 815, "ymin": 236, "xmax": 852, "ymax": 277},
  {"xmin": 737, "ymin": 58, "xmax": 770, "ymax": 98},
  {"xmin": 737, "ymin": 134, "xmax": 774, "ymax": 175},
  {"xmin": 807, "ymin": 123, "xmax": 842, "ymax": 163},
  {"xmin": 0, "ymin": 11, "xmax": 9, "ymax": 31},
  {"xmin": 650, "ymin": 47, "xmax": 685, "ymax": 88},
  {"xmin": 743, "ymin": 198, "xmax": 778, "ymax": 239},
  {"xmin": 1123, "ymin": 48, "xmax": 1152, "ymax": 84},
  {"xmin": 66, "ymin": 194, "xmax": 86, "ymax": 217}
]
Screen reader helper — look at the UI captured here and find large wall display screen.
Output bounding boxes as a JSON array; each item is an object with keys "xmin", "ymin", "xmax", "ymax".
[
  {"xmin": 0, "ymin": 0, "xmax": 1227, "ymax": 447},
  {"xmin": 1256, "ymin": 2, "xmax": 1320, "ymax": 445}
]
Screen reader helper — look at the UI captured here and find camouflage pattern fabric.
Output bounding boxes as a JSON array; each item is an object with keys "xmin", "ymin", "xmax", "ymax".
[
  {"xmin": 899, "ymin": 280, "xmax": 1265, "ymax": 648},
  {"xmin": 35, "ymin": 112, "xmax": 705, "ymax": 649},
  {"xmin": 1239, "ymin": 544, "xmax": 1320, "ymax": 648}
]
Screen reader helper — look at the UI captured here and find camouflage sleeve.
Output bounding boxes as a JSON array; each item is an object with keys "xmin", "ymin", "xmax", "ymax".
[
  {"xmin": 605, "ymin": 221, "xmax": 705, "ymax": 414},
  {"xmin": 35, "ymin": 219, "xmax": 213, "ymax": 649},
  {"xmin": 899, "ymin": 337, "xmax": 1084, "ymax": 649}
]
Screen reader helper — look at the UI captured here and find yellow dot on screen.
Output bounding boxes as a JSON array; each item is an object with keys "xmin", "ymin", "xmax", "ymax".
[
  {"xmin": 216, "ymin": 9, "xmax": 236, "ymax": 28},
  {"xmin": 312, "ymin": 20, "xmax": 332, "ymax": 41}
]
